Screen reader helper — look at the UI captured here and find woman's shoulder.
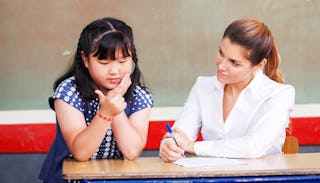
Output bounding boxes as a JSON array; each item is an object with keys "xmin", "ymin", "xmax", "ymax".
[
  {"xmin": 263, "ymin": 75, "xmax": 295, "ymax": 94},
  {"xmin": 193, "ymin": 76, "xmax": 219, "ymax": 89},
  {"xmin": 195, "ymin": 75, "xmax": 217, "ymax": 84},
  {"xmin": 259, "ymin": 76, "xmax": 295, "ymax": 105}
]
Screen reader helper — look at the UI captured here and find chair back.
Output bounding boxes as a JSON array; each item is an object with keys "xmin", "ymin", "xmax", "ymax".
[
  {"xmin": 282, "ymin": 119, "xmax": 299, "ymax": 154},
  {"xmin": 282, "ymin": 135, "xmax": 299, "ymax": 154}
]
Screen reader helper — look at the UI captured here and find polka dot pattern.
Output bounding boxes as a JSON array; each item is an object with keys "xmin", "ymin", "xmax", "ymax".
[{"xmin": 49, "ymin": 76, "xmax": 154, "ymax": 160}]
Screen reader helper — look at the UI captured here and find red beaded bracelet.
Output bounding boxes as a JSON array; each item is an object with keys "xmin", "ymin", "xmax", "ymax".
[{"xmin": 98, "ymin": 112, "xmax": 114, "ymax": 122}]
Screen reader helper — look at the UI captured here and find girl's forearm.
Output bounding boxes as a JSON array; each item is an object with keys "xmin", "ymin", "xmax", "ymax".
[
  {"xmin": 112, "ymin": 112, "xmax": 148, "ymax": 160},
  {"xmin": 70, "ymin": 116, "xmax": 112, "ymax": 161}
]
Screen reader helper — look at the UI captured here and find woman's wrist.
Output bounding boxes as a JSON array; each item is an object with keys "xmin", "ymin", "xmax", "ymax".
[{"xmin": 187, "ymin": 141, "xmax": 195, "ymax": 154}]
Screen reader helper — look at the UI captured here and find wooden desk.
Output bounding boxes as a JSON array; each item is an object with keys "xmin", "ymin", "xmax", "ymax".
[{"xmin": 63, "ymin": 153, "xmax": 320, "ymax": 183}]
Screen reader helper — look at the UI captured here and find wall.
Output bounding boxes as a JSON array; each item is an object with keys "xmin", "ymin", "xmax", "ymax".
[
  {"xmin": 1, "ymin": 1, "xmax": 320, "ymax": 183},
  {"xmin": 1, "ymin": 0, "xmax": 320, "ymax": 110}
]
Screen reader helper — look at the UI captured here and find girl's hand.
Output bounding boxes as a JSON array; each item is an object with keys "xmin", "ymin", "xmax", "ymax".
[
  {"xmin": 95, "ymin": 74, "xmax": 132, "ymax": 117},
  {"xmin": 113, "ymin": 73, "xmax": 132, "ymax": 96}
]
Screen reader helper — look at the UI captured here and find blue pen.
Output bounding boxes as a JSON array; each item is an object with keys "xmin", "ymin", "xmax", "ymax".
[{"xmin": 165, "ymin": 123, "xmax": 185, "ymax": 158}]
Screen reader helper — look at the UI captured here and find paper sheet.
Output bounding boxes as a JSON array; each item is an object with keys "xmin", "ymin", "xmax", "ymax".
[{"xmin": 173, "ymin": 157, "xmax": 247, "ymax": 167}]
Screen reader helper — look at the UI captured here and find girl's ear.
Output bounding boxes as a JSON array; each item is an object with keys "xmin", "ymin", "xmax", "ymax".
[{"xmin": 80, "ymin": 51, "xmax": 89, "ymax": 68}]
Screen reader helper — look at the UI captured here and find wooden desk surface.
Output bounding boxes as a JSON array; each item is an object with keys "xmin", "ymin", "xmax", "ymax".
[{"xmin": 63, "ymin": 153, "xmax": 320, "ymax": 180}]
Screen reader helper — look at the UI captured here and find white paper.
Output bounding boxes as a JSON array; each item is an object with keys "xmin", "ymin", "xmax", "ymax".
[{"xmin": 173, "ymin": 157, "xmax": 246, "ymax": 167}]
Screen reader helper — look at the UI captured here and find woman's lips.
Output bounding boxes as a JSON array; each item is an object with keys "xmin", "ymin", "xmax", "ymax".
[{"xmin": 217, "ymin": 70, "xmax": 227, "ymax": 78}]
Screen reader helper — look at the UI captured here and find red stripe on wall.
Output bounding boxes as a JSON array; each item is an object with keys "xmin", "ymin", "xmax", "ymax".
[
  {"xmin": 0, "ymin": 124, "xmax": 56, "ymax": 153},
  {"xmin": 291, "ymin": 117, "xmax": 320, "ymax": 145},
  {"xmin": 0, "ymin": 117, "xmax": 319, "ymax": 153},
  {"xmin": 145, "ymin": 121, "xmax": 173, "ymax": 150}
]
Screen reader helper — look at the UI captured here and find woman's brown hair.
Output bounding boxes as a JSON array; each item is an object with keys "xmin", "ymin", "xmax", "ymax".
[{"xmin": 223, "ymin": 18, "xmax": 284, "ymax": 83}]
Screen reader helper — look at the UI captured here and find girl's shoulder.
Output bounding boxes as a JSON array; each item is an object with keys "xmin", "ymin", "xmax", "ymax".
[
  {"xmin": 49, "ymin": 76, "xmax": 84, "ymax": 111},
  {"xmin": 55, "ymin": 76, "xmax": 76, "ymax": 90},
  {"xmin": 133, "ymin": 85, "xmax": 154, "ymax": 105},
  {"xmin": 127, "ymin": 86, "xmax": 154, "ymax": 114}
]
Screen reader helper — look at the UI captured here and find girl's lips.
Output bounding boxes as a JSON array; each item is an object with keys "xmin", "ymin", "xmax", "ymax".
[{"xmin": 108, "ymin": 78, "xmax": 120, "ymax": 84}]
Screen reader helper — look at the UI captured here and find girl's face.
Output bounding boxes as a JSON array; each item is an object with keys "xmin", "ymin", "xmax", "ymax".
[
  {"xmin": 82, "ymin": 49, "xmax": 133, "ymax": 93},
  {"xmin": 215, "ymin": 37, "xmax": 262, "ymax": 87}
]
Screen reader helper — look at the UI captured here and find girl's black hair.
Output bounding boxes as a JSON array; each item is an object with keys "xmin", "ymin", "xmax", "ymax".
[{"xmin": 53, "ymin": 17, "xmax": 148, "ymax": 101}]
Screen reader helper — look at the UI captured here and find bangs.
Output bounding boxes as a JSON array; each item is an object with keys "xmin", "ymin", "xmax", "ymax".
[{"xmin": 93, "ymin": 32, "xmax": 132, "ymax": 60}]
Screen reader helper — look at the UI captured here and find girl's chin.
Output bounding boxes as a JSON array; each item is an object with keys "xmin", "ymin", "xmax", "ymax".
[{"xmin": 104, "ymin": 83, "xmax": 119, "ymax": 90}]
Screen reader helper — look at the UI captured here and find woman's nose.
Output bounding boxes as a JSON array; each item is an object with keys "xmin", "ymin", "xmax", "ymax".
[{"xmin": 217, "ymin": 59, "xmax": 227, "ymax": 70}]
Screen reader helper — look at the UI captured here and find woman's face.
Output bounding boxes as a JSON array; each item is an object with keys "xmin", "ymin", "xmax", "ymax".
[
  {"xmin": 83, "ymin": 49, "xmax": 133, "ymax": 93},
  {"xmin": 215, "ymin": 37, "xmax": 260, "ymax": 87}
]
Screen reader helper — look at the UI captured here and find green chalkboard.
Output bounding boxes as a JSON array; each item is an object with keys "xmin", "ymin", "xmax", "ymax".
[{"xmin": 0, "ymin": 0, "xmax": 319, "ymax": 110}]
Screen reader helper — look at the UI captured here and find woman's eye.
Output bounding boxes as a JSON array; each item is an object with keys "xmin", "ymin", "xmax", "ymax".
[
  {"xmin": 218, "ymin": 49, "xmax": 224, "ymax": 57},
  {"xmin": 231, "ymin": 60, "xmax": 240, "ymax": 66}
]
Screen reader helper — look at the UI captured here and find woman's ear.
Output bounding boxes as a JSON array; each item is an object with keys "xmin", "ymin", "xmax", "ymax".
[
  {"xmin": 254, "ymin": 58, "xmax": 267, "ymax": 73},
  {"xmin": 80, "ymin": 51, "xmax": 89, "ymax": 68}
]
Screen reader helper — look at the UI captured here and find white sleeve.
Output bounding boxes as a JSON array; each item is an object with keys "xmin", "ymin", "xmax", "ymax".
[
  {"xmin": 194, "ymin": 85, "xmax": 295, "ymax": 158},
  {"xmin": 173, "ymin": 79, "xmax": 202, "ymax": 141}
]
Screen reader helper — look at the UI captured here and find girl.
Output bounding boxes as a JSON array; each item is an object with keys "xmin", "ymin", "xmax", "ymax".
[
  {"xmin": 160, "ymin": 18, "xmax": 295, "ymax": 162},
  {"xmin": 39, "ymin": 17, "xmax": 154, "ymax": 183}
]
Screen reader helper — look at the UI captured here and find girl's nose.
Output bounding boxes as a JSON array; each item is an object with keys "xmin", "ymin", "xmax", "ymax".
[{"xmin": 108, "ymin": 63, "xmax": 119, "ymax": 74}]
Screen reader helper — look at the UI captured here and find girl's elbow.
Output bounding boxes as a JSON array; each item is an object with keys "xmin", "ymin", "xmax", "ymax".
[
  {"xmin": 72, "ymin": 152, "xmax": 91, "ymax": 162},
  {"xmin": 122, "ymin": 144, "xmax": 145, "ymax": 160},
  {"xmin": 123, "ymin": 149, "xmax": 143, "ymax": 160},
  {"xmin": 125, "ymin": 154, "xmax": 139, "ymax": 161}
]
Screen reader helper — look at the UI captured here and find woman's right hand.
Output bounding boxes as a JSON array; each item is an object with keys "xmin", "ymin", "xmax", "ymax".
[{"xmin": 159, "ymin": 135, "xmax": 185, "ymax": 162}]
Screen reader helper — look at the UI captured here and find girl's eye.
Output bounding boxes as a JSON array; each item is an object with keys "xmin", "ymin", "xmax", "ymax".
[{"xmin": 119, "ymin": 60, "xmax": 127, "ymax": 64}]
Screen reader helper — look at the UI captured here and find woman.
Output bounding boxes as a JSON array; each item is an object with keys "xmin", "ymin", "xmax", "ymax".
[{"xmin": 160, "ymin": 18, "xmax": 295, "ymax": 162}]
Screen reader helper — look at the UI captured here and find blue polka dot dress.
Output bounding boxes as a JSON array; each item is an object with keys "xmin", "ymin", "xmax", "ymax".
[{"xmin": 39, "ymin": 76, "xmax": 154, "ymax": 183}]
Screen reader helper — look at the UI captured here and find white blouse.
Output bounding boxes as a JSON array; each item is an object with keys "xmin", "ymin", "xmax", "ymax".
[{"xmin": 173, "ymin": 70, "xmax": 295, "ymax": 158}]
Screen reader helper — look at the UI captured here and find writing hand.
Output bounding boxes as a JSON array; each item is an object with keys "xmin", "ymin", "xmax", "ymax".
[
  {"xmin": 173, "ymin": 128, "xmax": 195, "ymax": 154},
  {"xmin": 159, "ymin": 137, "xmax": 185, "ymax": 162}
]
